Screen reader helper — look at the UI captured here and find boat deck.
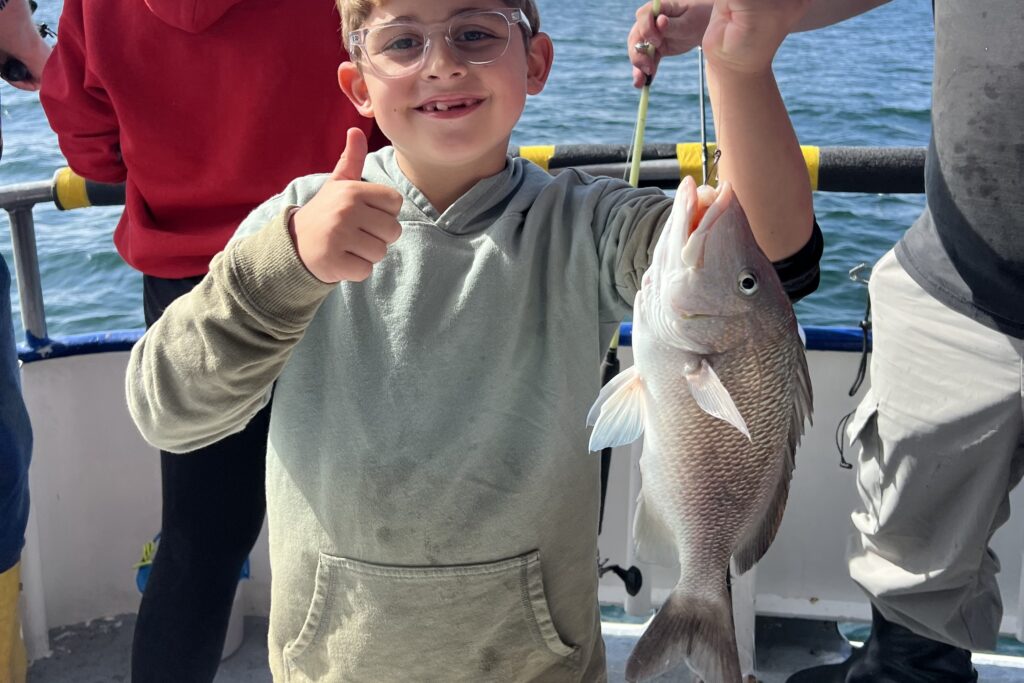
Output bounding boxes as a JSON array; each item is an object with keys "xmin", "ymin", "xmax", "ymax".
[{"xmin": 26, "ymin": 611, "xmax": 1024, "ymax": 682}]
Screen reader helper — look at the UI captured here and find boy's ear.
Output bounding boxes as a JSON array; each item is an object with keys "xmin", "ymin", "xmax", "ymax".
[
  {"xmin": 339, "ymin": 62, "xmax": 375, "ymax": 118},
  {"xmin": 526, "ymin": 32, "xmax": 554, "ymax": 96}
]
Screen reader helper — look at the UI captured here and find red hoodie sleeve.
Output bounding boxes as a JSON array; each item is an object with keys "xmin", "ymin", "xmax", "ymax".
[{"xmin": 39, "ymin": 0, "xmax": 126, "ymax": 183}]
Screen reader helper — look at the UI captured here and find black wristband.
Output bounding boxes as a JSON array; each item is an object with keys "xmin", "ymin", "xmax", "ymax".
[{"xmin": 772, "ymin": 219, "xmax": 824, "ymax": 303}]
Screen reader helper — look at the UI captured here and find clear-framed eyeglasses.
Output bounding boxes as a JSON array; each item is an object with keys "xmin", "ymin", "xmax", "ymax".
[{"xmin": 349, "ymin": 8, "xmax": 533, "ymax": 79}]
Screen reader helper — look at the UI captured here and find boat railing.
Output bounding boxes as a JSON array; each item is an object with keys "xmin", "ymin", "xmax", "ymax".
[
  {"xmin": 1, "ymin": 145, "xmax": 925, "ymax": 360},
  {"xmin": 1, "ymin": 168, "xmax": 125, "ymax": 355},
  {"xmin": 514, "ymin": 143, "xmax": 926, "ymax": 193}
]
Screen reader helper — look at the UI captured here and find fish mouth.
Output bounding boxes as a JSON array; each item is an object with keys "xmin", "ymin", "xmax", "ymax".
[{"xmin": 681, "ymin": 181, "xmax": 734, "ymax": 269}]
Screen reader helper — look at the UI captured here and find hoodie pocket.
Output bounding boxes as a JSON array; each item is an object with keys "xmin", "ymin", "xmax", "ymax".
[{"xmin": 283, "ymin": 550, "xmax": 579, "ymax": 683}]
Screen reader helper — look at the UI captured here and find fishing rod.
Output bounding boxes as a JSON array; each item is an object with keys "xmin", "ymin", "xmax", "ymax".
[
  {"xmin": 624, "ymin": 0, "xmax": 659, "ymax": 188},
  {"xmin": 597, "ymin": 0, "xmax": 662, "ymax": 600}
]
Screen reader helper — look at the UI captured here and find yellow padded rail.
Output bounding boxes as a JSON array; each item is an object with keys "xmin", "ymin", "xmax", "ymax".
[
  {"xmin": 518, "ymin": 145, "xmax": 556, "ymax": 172},
  {"xmin": 53, "ymin": 167, "xmax": 91, "ymax": 210},
  {"xmin": 675, "ymin": 143, "xmax": 717, "ymax": 186},
  {"xmin": 676, "ymin": 143, "xmax": 821, "ymax": 189},
  {"xmin": 802, "ymin": 145, "xmax": 821, "ymax": 191}
]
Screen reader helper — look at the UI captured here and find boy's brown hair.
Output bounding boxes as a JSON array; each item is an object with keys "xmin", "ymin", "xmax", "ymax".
[{"xmin": 338, "ymin": 1, "xmax": 541, "ymax": 52}]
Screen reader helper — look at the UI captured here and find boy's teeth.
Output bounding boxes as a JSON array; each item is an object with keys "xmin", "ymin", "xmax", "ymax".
[{"xmin": 424, "ymin": 100, "xmax": 476, "ymax": 112}]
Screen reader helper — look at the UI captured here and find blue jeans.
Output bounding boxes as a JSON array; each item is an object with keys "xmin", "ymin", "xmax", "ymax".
[{"xmin": 0, "ymin": 258, "xmax": 33, "ymax": 574}]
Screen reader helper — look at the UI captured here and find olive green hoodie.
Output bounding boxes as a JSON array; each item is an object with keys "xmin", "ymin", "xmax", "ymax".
[{"xmin": 127, "ymin": 147, "xmax": 671, "ymax": 681}]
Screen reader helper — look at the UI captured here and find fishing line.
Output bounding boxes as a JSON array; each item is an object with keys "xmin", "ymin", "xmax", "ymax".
[
  {"xmin": 698, "ymin": 45, "xmax": 722, "ymax": 186},
  {"xmin": 699, "ymin": 47, "xmax": 709, "ymax": 184}
]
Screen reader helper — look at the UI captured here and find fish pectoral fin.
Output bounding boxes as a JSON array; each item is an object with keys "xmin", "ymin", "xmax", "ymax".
[
  {"xmin": 684, "ymin": 359, "xmax": 751, "ymax": 441},
  {"xmin": 633, "ymin": 491, "xmax": 679, "ymax": 569},
  {"xmin": 587, "ymin": 366, "xmax": 647, "ymax": 452}
]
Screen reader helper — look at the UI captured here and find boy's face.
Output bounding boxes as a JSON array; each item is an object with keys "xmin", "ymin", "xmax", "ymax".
[{"xmin": 340, "ymin": 0, "xmax": 553, "ymax": 179}]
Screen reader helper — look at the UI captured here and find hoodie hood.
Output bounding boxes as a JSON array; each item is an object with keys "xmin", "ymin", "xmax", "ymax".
[{"xmin": 145, "ymin": 0, "xmax": 246, "ymax": 33}]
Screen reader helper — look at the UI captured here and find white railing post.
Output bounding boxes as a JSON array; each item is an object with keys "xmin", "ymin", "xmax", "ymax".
[
  {"xmin": 2, "ymin": 180, "xmax": 54, "ymax": 347},
  {"xmin": 19, "ymin": 499, "xmax": 49, "ymax": 661}
]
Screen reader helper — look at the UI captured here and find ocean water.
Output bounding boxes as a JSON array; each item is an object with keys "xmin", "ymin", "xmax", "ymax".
[{"xmin": 1, "ymin": 0, "xmax": 933, "ymax": 339}]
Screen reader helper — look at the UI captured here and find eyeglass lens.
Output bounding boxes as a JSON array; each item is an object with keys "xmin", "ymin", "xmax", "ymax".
[{"xmin": 363, "ymin": 12, "xmax": 514, "ymax": 76}]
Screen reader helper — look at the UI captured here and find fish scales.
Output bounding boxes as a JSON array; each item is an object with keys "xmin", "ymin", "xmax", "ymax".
[
  {"xmin": 588, "ymin": 177, "xmax": 812, "ymax": 683},
  {"xmin": 639, "ymin": 335, "xmax": 800, "ymax": 577}
]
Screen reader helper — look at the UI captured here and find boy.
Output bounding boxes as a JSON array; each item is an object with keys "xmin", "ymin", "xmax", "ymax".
[{"xmin": 127, "ymin": 0, "xmax": 820, "ymax": 679}]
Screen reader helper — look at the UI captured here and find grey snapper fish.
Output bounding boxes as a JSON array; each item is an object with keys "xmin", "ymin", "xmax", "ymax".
[{"xmin": 588, "ymin": 176, "xmax": 812, "ymax": 683}]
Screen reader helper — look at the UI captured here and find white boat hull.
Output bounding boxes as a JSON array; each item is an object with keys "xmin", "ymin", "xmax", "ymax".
[{"xmin": 19, "ymin": 344, "xmax": 1024, "ymax": 663}]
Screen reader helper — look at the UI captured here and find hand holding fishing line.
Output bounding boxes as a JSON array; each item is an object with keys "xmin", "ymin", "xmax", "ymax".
[{"xmin": 290, "ymin": 127, "xmax": 403, "ymax": 284}]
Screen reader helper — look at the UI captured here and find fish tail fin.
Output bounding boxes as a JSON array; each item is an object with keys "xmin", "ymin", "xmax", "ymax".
[{"xmin": 625, "ymin": 588, "xmax": 741, "ymax": 683}]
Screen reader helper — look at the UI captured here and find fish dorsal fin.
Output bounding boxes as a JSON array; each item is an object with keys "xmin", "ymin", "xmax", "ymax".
[
  {"xmin": 586, "ymin": 366, "xmax": 646, "ymax": 452},
  {"xmin": 633, "ymin": 490, "xmax": 679, "ymax": 568},
  {"xmin": 684, "ymin": 359, "xmax": 751, "ymax": 441}
]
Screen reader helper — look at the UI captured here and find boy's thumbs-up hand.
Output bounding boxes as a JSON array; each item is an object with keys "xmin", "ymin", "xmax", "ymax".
[
  {"xmin": 331, "ymin": 126, "xmax": 370, "ymax": 181},
  {"xmin": 290, "ymin": 127, "xmax": 404, "ymax": 284}
]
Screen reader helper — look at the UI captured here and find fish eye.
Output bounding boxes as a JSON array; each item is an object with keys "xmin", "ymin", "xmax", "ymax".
[{"xmin": 738, "ymin": 270, "xmax": 759, "ymax": 296}]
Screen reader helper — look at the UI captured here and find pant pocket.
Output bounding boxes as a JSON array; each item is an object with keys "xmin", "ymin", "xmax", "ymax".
[
  {"xmin": 846, "ymin": 388, "xmax": 880, "ymax": 463},
  {"xmin": 847, "ymin": 389, "xmax": 885, "ymax": 523},
  {"xmin": 283, "ymin": 550, "xmax": 580, "ymax": 683}
]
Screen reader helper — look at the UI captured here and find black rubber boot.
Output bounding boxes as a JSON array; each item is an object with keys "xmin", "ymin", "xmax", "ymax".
[{"xmin": 786, "ymin": 606, "xmax": 978, "ymax": 683}]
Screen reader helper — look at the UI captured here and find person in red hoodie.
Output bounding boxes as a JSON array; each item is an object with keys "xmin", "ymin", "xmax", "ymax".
[{"xmin": 40, "ymin": 1, "xmax": 385, "ymax": 680}]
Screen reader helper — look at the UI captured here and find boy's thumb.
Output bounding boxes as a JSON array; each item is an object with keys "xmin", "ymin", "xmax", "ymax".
[{"xmin": 331, "ymin": 127, "xmax": 369, "ymax": 181}]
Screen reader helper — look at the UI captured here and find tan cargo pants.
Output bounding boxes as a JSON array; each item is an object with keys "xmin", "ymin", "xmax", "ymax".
[{"xmin": 845, "ymin": 249, "xmax": 1024, "ymax": 651}]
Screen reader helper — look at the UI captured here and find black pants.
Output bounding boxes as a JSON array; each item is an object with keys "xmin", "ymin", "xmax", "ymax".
[{"xmin": 132, "ymin": 275, "xmax": 270, "ymax": 683}]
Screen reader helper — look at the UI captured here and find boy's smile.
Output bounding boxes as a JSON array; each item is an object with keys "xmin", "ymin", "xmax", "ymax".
[
  {"xmin": 415, "ymin": 96, "xmax": 484, "ymax": 116},
  {"xmin": 340, "ymin": 0, "xmax": 553, "ymax": 212}
]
